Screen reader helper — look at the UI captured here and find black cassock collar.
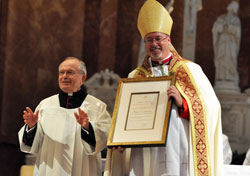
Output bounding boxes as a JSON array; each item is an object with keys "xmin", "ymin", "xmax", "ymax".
[{"xmin": 59, "ymin": 86, "xmax": 88, "ymax": 109}]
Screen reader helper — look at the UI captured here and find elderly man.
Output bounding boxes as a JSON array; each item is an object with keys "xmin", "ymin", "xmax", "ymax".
[
  {"xmin": 104, "ymin": 0, "xmax": 224, "ymax": 176},
  {"xmin": 18, "ymin": 57, "xmax": 111, "ymax": 176}
]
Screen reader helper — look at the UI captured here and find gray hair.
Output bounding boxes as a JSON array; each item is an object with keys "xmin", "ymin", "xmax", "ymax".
[
  {"xmin": 60, "ymin": 57, "xmax": 87, "ymax": 76},
  {"xmin": 78, "ymin": 60, "xmax": 87, "ymax": 76}
]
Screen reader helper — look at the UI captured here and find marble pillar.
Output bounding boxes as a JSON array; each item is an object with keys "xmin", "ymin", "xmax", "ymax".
[
  {"xmin": 98, "ymin": 0, "xmax": 118, "ymax": 71},
  {"xmin": 216, "ymin": 90, "xmax": 250, "ymax": 153},
  {"xmin": 0, "ymin": 0, "xmax": 85, "ymax": 138}
]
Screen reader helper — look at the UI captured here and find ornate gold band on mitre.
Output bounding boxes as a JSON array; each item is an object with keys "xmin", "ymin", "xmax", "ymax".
[{"xmin": 137, "ymin": 0, "xmax": 173, "ymax": 38}]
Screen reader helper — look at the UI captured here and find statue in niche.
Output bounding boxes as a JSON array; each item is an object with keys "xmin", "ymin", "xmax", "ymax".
[{"xmin": 212, "ymin": 1, "xmax": 241, "ymax": 82}]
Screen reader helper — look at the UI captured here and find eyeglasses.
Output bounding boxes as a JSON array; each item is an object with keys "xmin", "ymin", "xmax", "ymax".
[
  {"xmin": 144, "ymin": 36, "xmax": 168, "ymax": 44},
  {"xmin": 58, "ymin": 70, "xmax": 76, "ymax": 76}
]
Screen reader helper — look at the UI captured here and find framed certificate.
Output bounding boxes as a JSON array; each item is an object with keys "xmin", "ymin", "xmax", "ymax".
[{"xmin": 107, "ymin": 75, "xmax": 175, "ymax": 148}]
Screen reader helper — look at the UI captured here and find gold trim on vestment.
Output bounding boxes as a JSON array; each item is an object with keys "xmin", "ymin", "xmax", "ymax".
[
  {"xmin": 134, "ymin": 51, "xmax": 211, "ymax": 176},
  {"xmin": 170, "ymin": 52, "xmax": 211, "ymax": 176}
]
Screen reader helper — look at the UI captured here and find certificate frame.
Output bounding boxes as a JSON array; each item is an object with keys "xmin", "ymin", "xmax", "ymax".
[{"xmin": 107, "ymin": 75, "xmax": 175, "ymax": 148}]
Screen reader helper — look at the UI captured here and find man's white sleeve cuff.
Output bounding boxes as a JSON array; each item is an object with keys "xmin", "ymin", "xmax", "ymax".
[
  {"xmin": 81, "ymin": 127, "xmax": 90, "ymax": 135},
  {"xmin": 25, "ymin": 125, "xmax": 36, "ymax": 133}
]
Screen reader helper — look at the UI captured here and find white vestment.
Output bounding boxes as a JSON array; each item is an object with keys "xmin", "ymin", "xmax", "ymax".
[
  {"xmin": 18, "ymin": 94, "xmax": 111, "ymax": 176},
  {"xmin": 243, "ymin": 148, "xmax": 250, "ymax": 165},
  {"xmin": 128, "ymin": 63, "xmax": 189, "ymax": 176},
  {"xmin": 223, "ymin": 134, "xmax": 232, "ymax": 164},
  {"xmin": 104, "ymin": 55, "xmax": 224, "ymax": 176}
]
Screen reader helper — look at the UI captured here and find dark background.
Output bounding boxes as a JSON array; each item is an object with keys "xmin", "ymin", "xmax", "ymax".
[{"xmin": 0, "ymin": 0, "xmax": 249, "ymax": 175}]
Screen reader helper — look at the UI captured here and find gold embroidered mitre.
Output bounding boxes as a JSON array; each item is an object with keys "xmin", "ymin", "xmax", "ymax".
[{"xmin": 137, "ymin": 0, "xmax": 173, "ymax": 38}]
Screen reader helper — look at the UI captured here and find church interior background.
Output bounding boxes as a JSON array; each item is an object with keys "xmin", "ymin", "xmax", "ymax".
[{"xmin": 0, "ymin": 0, "xmax": 249, "ymax": 175}]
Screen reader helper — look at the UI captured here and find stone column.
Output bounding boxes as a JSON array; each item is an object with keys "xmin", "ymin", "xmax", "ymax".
[
  {"xmin": 182, "ymin": 0, "xmax": 202, "ymax": 62},
  {"xmin": 98, "ymin": 0, "xmax": 118, "ymax": 71}
]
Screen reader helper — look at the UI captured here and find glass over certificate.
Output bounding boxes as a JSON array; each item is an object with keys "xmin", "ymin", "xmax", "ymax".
[
  {"xmin": 107, "ymin": 76, "xmax": 175, "ymax": 148},
  {"xmin": 125, "ymin": 92, "xmax": 159, "ymax": 130}
]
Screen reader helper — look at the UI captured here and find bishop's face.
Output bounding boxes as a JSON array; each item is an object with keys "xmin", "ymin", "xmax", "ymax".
[
  {"xmin": 144, "ymin": 32, "xmax": 171, "ymax": 61},
  {"xmin": 58, "ymin": 59, "xmax": 86, "ymax": 94}
]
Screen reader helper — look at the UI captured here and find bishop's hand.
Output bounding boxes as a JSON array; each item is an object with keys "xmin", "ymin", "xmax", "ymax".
[
  {"xmin": 23, "ymin": 107, "xmax": 39, "ymax": 128},
  {"xmin": 167, "ymin": 85, "xmax": 183, "ymax": 107},
  {"xmin": 74, "ymin": 108, "xmax": 89, "ymax": 131}
]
